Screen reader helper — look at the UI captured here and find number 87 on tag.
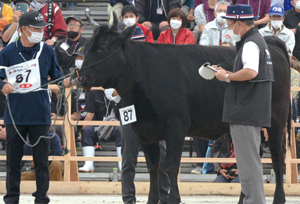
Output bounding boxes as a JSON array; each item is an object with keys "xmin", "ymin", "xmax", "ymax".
[{"xmin": 119, "ymin": 105, "xmax": 137, "ymax": 125}]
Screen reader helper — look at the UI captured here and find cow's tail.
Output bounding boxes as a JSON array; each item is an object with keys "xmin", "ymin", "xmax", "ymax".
[{"xmin": 287, "ymin": 101, "xmax": 291, "ymax": 147}]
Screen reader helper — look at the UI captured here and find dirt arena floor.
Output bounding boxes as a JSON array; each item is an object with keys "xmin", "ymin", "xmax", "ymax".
[{"xmin": 0, "ymin": 195, "xmax": 299, "ymax": 204}]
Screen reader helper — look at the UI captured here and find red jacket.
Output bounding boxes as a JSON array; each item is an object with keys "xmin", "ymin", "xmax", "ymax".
[
  {"xmin": 137, "ymin": 23, "xmax": 154, "ymax": 43},
  {"xmin": 40, "ymin": 2, "xmax": 67, "ymax": 40},
  {"xmin": 158, "ymin": 28, "xmax": 196, "ymax": 44}
]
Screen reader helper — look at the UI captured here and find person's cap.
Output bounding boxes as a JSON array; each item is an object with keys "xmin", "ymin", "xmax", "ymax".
[
  {"xmin": 13, "ymin": 0, "xmax": 30, "ymax": 5},
  {"xmin": 75, "ymin": 46, "xmax": 85, "ymax": 57},
  {"xmin": 19, "ymin": 11, "xmax": 50, "ymax": 28},
  {"xmin": 269, "ymin": 4, "xmax": 285, "ymax": 17},
  {"xmin": 66, "ymin": 15, "xmax": 83, "ymax": 27},
  {"xmin": 131, "ymin": 26, "xmax": 148, "ymax": 40},
  {"xmin": 222, "ymin": 4, "xmax": 259, "ymax": 20}
]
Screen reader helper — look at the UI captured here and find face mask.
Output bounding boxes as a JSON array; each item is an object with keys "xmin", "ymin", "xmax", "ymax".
[
  {"xmin": 26, "ymin": 27, "xmax": 43, "ymax": 43},
  {"xmin": 295, "ymin": 1, "xmax": 300, "ymax": 10},
  {"xmin": 170, "ymin": 20, "xmax": 182, "ymax": 30},
  {"xmin": 229, "ymin": 22, "xmax": 241, "ymax": 42},
  {"xmin": 30, "ymin": 0, "xmax": 46, "ymax": 11},
  {"xmin": 75, "ymin": 59, "xmax": 83, "ymax": 69},
  {"xmin": 216, "ymin": 12, "xmax": 226, "ymax": 24},
  {"xmin": 123, "ymin": 18, "xmax": 136, "ymax": 27},
  {"xmin": 68, "ymin": 31, "xmax": 79, "ymax": 39},
  {"xmin": 271, "ymin": 20, "xmax": 283, "ymax": 30}
]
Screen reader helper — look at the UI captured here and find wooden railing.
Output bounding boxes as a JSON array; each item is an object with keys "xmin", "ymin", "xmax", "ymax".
[{"xmin": 0, "ymin": 85, "xmax": 298, "ymax": 184}]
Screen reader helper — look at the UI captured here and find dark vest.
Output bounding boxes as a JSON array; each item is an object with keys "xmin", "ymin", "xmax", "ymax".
[{"xmin": 223, "ymin": 27, "xmax": 274, "ymax": 127}]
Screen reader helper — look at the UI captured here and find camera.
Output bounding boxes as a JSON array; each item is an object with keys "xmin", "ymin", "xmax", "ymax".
[{"xmin": 227, "ymin": 169, "xmax": 236, "ymax": 177}]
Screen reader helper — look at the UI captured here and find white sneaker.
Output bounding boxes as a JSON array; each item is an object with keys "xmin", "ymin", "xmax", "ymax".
[{"xmin": 191, "ymin": 166, "xmax": 202, "ymax": 174}]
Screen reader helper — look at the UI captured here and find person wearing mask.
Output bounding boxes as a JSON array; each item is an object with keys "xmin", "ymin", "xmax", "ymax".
[
  {"xmin": 213, "ymin": 4, "xmax": 273, "ymax": 203},
  {"xmin": 283, "ymin": 0, "xmax": 300, "ymax": 34},
  {"xmin": 30, "ymin": 0, "xmax": 67, "ymax": 46},
  {"xmin": 158, "ymin": 8, "xmax": 196, "ymax": 44},
  {"xmin": 54, "ymin": 16, "xmax": 88, "ymax": 75},
  {"xmin": 200, "ymin": 0, "xmax": 235, "ymax": 45},
  {"xmin": 135, "ymin": 0, "xmax": 181, "ymax": 40},
  {"xmin": 259, "ymin": 4, "xmax": 295, "ymax": 52},
  {"xmin": 2, "ymin": 0, "xmax": 30, "ymax": 47},
  {"xmin": 0, "ymin": 11, "xmax": 66, "ymax": 204},
  {"xmin": 121, "ymin": 5, "xmax": 154, "ymax": 43},
  {"xmin": 236, "ymin": 0, "xmax": 271, "ymax": 28},
  {"xmin": 108, "ymin": 0, "xmax": 134, "ymax": 25}
]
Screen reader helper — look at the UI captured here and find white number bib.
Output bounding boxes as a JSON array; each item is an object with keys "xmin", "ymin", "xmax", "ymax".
[
  {"xmin": 1, "ymin": 42, "xmax": 44, "ymax": 93},
  {"xmin": 119, "ymin": 105, "xmax": 137, "ymax": 125}
]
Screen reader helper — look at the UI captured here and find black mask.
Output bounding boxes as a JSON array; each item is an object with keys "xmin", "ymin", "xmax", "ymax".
[{"xmin": 68, "ymin": 31, "xmax": 79, "ymax": 39}]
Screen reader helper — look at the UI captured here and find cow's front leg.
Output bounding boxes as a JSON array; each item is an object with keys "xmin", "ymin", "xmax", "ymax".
[{"xmin": 142, "ymin": 142, "xmax": 161, "ymax": 204}]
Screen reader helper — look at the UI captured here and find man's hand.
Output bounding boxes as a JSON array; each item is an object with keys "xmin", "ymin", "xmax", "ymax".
[
  {"xmin": 261, "ymin": 128, "xmax": 268, "ymax": 141},
  {"xmin": 45, "ymin": 39, "xmax": 55, "ymax": 46},
  {"xmin": 212, "ymin": 65, "xmax": 227, "ymax": 81},
  {"xmin": 159, "ymin": 21, "xmax": 169, "ymax": 29},
  {"xmin": 31, "ymin": 161, "xmax": 34, "ymax": 169},
  {"xmin": 219, "ymin": 169, "xmax": 230, "ymax": 179},
  {"xmin": 51, "ymin": 113, "xmax": 64, "ymax": 120},
  {"xmin": 13, "ymin": 9, "xmax": 22, "ymax": 22},
  {"xmin": 187, "ymin": 13, "xmax": 195, "ymax": 22},
  {"xmin": 0, "ymin": 126, "xmax": 6, "ymax": 140},
  {"xmin": 290, "ymin": 28, "xmax": 297, "ymax": 35},
  {"xmin": 1, "ymin": 83, "xmax": 13, "ymax": 95},
  {"xmin": 142, "ymin": 21, "xmax": 152, "ymax": 28},
  {"xmin": 63, "ymin": 77, "xmax": 72, "ymax": 88}
]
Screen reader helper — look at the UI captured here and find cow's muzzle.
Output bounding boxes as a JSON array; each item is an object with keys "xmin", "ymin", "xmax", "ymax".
[{"xmin": 74, "ymin": 76, "xmax": 91, "ymax": 90}]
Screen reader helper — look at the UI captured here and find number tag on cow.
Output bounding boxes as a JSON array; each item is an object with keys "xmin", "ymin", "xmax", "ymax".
[{"xmin": 119, "ymin": 105, "xmax": 137, "ymax": 125}]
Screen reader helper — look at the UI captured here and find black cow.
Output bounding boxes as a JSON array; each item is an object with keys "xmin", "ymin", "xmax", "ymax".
[{"xmin": 76, "ymin": 15, "xmax": 290, "ymax": 204}]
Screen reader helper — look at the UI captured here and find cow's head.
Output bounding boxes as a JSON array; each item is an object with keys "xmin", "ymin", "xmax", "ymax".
[{"xmin": 75, "ymin": 12, "xmax": 136, "ymax": 89}]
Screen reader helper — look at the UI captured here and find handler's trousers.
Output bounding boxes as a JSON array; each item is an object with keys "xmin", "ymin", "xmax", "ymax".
[
  {"xmin": 230, "ymin": 124, "xmax": 266, "ymax": 204},
  {"xmin": 121, "ymin": 124, "xmax": 170, "ymax": 204},
  {"xmin": 4, "ymin": 125, "xmax": 50, "ymax": 204},
  {"xmin": 21, "ymin": 161, "xmax": 64, "ymax": 181}
]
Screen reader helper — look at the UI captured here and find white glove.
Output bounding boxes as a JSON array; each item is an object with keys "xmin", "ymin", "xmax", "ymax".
[{"xmin": 104, "ymin": 88, "xmax": 121, "ymax": 103}]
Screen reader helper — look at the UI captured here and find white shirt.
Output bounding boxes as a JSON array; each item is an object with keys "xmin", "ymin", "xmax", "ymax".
[
  {"xmin": 242, "ymin": 41, "xmax": 260, "ymax": 73},
  {"xmin": 194, "ymin": 4, "xmax": 207, "ymax": 27}
]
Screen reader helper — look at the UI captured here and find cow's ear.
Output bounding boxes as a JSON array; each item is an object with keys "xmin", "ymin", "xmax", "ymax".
[{"xmin": 118, "ymin": 24, "xmax": 136, "ymax": 42}]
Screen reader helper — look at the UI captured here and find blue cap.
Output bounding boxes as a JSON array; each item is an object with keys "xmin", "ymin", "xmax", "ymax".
[
  {"xmin": 222, "ymin": 4, "xmax": 258, "ymax": 20},
  {"xmin": 269, "ymin": 4, "xmax": 285, "ymax": 17},
  {"xmin": 131, "ymin": 27, "xmax": 148, "ymax": 40}
]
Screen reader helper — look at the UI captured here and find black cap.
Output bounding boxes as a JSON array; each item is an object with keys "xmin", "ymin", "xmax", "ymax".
[
  {"xmin": 14, "ymin": 0, "xmax": 30, "ymax": 5},
  {"xmin": 19, "ymin": 11, "xmax": 50, "ymax": 28},
  {"xmin": 74, "ymin": 46, "xmax": 85, "ymax": 57},
  {"xmin": 66, "ymin": 16, "xmax": 83, "ymax": 27}
]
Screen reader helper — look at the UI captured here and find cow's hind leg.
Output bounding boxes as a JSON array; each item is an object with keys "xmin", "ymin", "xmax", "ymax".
[
  {"xmin": 238, "ymin": 191, "xmax": 245, "ymax": 204},
  {"xmin": 268, "ymin": 126, "xmax": 286, "ymax": 204},
  {"xmin": 142, "ymin": 143, "xmax": 161, "ymax": 204}
]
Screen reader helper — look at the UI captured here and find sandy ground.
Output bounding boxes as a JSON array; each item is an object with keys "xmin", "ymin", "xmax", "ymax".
[{"xmin": 0, "ymin": 195, "xmax": 299, "ymax": 204}]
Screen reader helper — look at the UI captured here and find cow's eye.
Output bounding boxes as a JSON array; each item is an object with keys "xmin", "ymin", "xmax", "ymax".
[{"xmin": 98, "ymin": 46, "xmax": 107, "ymax": 52}]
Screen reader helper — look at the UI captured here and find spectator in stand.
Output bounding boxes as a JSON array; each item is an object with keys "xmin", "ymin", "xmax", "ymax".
[
  {"xmin": 283, "ymin": 0, "xmax": 300, "ymax": 34},
  {"xmin": 54, "ymin": 16, "xmax": 88, "ymax": 75},
  {"xmin": 2, "ymin": 0, "xmax": 30, "ymax": 47},
  {"xmin": 158, "ymin": 8, "xmax": 196, "ymax": 44},
  {"xmin": 200, "ymin": 0, "xmax": 235, "ymax": 45},
  {"xmin": 236, "ymin": 0, "xmax": 271, "ymax": 28},
  {"xmin": 30, "ymin": 0, "xmax": 67, "ymax": 46},
  {"xmin": 193, "ymin": 0, "xmax": 218, "ymax": 42},
  {"xmin": 21, "ymin": 134, "xmax": 64, "ymax": 181},
  {"xmin": 259, "ymin": 4, "xmax": 295, "ymax": 52},
  {"xmin": 0, "ymin": 1, "xmax": 13, "ymax": 36},
  {"xmin": 108, "ymin": 0, "xmax": 134, "ymax": 25},
  {"xmin": 79, "ymin": 89, "xmax": 122, "ymax": 173},
  {"xmin": 181, "ymin": 0, "xmax": 195, "ymax": 22},
  {"xmin": 135, "ymin": 0, "xmax": 181, "ymax": 40},
  {"xmin": 121, "ymin": 5, "xmax": 154, "ymax": 43},
  {"xmin": 211, "ymin": 134, "xmax": 240, "ymax": 183}
]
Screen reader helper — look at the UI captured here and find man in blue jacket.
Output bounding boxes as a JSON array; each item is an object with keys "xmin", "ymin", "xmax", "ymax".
[{"xmin": 0, "ymin": 11, "xmax": 64, "ymax": 204}]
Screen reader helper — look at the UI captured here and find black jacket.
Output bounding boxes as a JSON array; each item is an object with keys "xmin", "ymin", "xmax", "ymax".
[
  {"xmin": 54, "ymin": 35, "xmax": 88, "ymax": 75},
  {"xmin": 136, "ymin": 0, "xmax": 181, "ymax": 23}
]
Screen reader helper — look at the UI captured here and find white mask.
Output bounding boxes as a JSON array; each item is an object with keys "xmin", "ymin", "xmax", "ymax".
[
  {"xmin": 26, "ymin": 27, "xmax": 44, "ymax": 44},
  {"xmin": 123, "ymin": 18, "xmax": 136, "ymax": 27},
  {"xmin": 170, "ymin": 20, "xmax": 182, "ymax": 29},
  {"xmin": 216, "ymin": 12, "xmax": 226, "ymax": 24},
  {"xmin": 30, "ymin": 0, "xmax": 46, "ymax": 11},
  {"xmin": 229, "ymin": 22, "xmax": 241, "ymax": 42},
  {"xmin": 75, "ymin": 59, "xmax": 83, "ymax": 69},
  {"xmin": 295, "ymin": 1, "xmax": 300, "ymax": 10},
  {"xmin": 271, "ymin": 20, "xmax": 283, "ymax": 30}
]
